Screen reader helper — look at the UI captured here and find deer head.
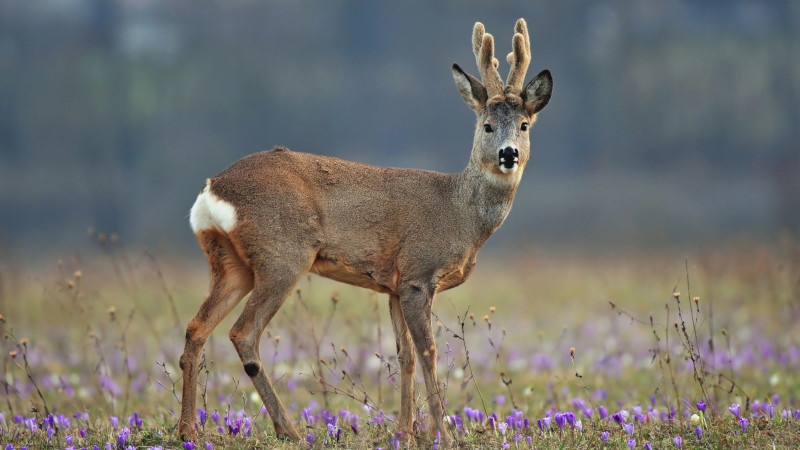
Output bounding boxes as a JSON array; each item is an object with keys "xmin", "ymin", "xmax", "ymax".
[{"xmin": 452, "ymin": 19, "xmax": 553, "ymax": 181}]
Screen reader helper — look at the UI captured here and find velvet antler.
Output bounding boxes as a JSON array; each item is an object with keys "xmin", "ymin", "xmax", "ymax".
[
  {"xmin": 472, "ymin": 22, "xmax": 504, "ymax": 99},
  {"xmin": 505, "ymin": 18, "xmax": 531, "ymax": 94}
]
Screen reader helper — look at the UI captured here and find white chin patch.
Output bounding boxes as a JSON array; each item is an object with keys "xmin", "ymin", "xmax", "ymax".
[
  {"xmin": 189, "ymin": 180, "xmax": 238, "ymax": 233},
  {"xmin": 499, "ymin": 164, "xmax": 518, "ymax": 174}
]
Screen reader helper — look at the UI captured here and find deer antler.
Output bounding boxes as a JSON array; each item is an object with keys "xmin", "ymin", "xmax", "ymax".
[
  {"xmin": 472, "ymin": 22, "xmax": 504, "ymax": 99},
  {"xmin": 505, "ymin": 18, "xmax": 531, "ymax": 94}
]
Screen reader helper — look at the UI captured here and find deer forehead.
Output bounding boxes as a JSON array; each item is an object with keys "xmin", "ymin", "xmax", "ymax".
[{"xmin": 482, "ymin": 97, "xmax": 528, "ymax": 124}]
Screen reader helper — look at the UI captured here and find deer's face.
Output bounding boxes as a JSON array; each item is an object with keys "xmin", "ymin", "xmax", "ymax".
[{"xmin": 473, "ymin": 99, "xmax": 532, "ymax": 176}]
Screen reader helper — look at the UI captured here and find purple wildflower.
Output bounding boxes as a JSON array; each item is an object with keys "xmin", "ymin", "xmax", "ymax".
[
  {"xmin": 739, "ymin": 418, "xmax": 748, "ymax": 432},
  {"xmin": 645, "ymin": 443, "xmax": 652, "ymax": 450},
  {"xmin": 117, "ymin": 427, "xmax": 131, "ymax": 448},
  {"xmin": 565, "ymin": 411, "xmax": 576, "ymax": 428},
  {"xmin": 212, "ymin": 410, "xmax": 220, "ymax": 425},
  {"xmin": 198, "ymin": 409, "xmax": 207, "ymax": 426},
  {"xmin": 696, "ymin": 401, "xmax": 706, "ymax": 413},
  {"xmin": 729, "ymin": 403, "xmax": 741, "ymax": 418},
  {"xmin": 526, "ymin": 436, "xmax": 532, "ymax": 447},
  {"xmin": 582, "ymin": 408, "xmax": 593, "ymax": 419},
  {"xmin": 554, "ymin": 414, "xmax": 565, "ymax": 430},
  {"xmin": 497, "ymin": 421, "xmax": 508, "ymax": 437},
  {"xmin": 598, "ymin": 406, "xmax": 609, "ymax": 420},
  {"xmin": 627, "ymin": 439, "xmax": 636, "ymax": 449},
  {"xmin": 575, "ymin": 420, "xmax": 582, "ymax": 431},
  {"xmin": 763, "ymin": 403, "xmax": 775, "ymax": 419},
  {"xmin": 623, "ymin": 422, "xmax": 634, "ymax": 437},
  {"xmin": 543, "ymin": 416, "xmax": 552, "ymax": 430},
  {"xmin": 672, "ymin": 436, "xmax": 682, "ymax": 449},
  {"xmin": 110, "ymin": 416, "xmax": 119, "ymax": 430},
  {"xmin": 128, "ymin": 413, "xmax": 143, "ymax": 429},
  {"xmin": 695, "ymin": 426, "xmax": 702, "ymax": 440},
  {"xmin": 66, "ymin": 436, "xmax": 73, "ymax": 446},
  {"xmin": 206, "ymin": 444, "xmax": 213, "ymax": 450},
  {"xmin": 183, "ymin": 443, "xmax": 195, "ymax": 450},
  {"xmin": 601, "ymin": 431, "xmax": 609, "ymax": 445},
  {"xmin": 612, "ymin": 412, "xmax": 624, "ymax": 424},
  {"xmin": 80, "ymin": 429, "xmax": 86, "ymax": 439},
  {"xmin": 306, "ymin": 433, "xmax": 315, "ymax": 447}
]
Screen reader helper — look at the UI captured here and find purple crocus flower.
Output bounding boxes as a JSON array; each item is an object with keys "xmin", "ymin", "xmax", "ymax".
[
  {"xmin": 117, "ymin": 427, "xmax": 131, "ymax": 448},
  {"xmin": 183, "ymin": 443, "xmax": 195, "ymax": 450},
  {"xmin": 526, "ymin": 436, "xmax": 532, "ymax": 447},
  {"xmin": 739, "ymin": 418, "xmax": 748, "ymax": 432},
  {"xmin": 601, "ymin": 431, "xmax": 609, "ymax": 445},
  {"xmin": 543, "ymin": 416, "xmax": 552, "ymax": 430},
  {"xmin": 672, "ymin": 436, "xmax": 682, "ymax": 449},
  {"xmin": 696, "ymin": 401, "xmax": 706, "ymax": 413},
  {"xmin": 645, "ymin": 443, "xmax": 652, "ymax": 450},
  {"xmin": 582, "ymin": 408, "xmax": 593, "ymax": 419},
  {"xmin": 198, "ymin": 409, "xmax": 207, "ymax": 426},
  {"xmin": 554, "ymin": 414, "xmax": 565, "ymax": 430},
  {"xmin": 306, "ymin": 433, "xmax": 315, "ymax": 447},
  {"xmin": 627, "ymin": 439, "xmax": 636, "ymax": 449},
  {"xmin": 66, "ymin": 436, "xmax": 73, "ymax": 446},
  {"xmin": 129, "ymin": 413, "xmax": 143, "ymax": 429},
  {"xmin": 565, "ymin": 411, "xmax": 576, "ymax": 428},
  {"xmin": 729, "ymin": 404, "xmax": 741, "ymax": 418},
  {"xmin": 205, "ymin": 444, "xmax": 213, "ymax": 450},
  {"xmin": 497, "ymin": 421, "xmax": 508, "ymax": 436},
  {"xmin": 612, "ymin": 412, "xmax": 624, "ymax": 424},
  {"xmin": 623, "ymin": 423, "xmax": 634, "ymax": 437},
  {"xmin": 110, "ymin": 417, "xmax": 119, "ymax": 430},
  {"xmin": 763, "ymin": 403, "xmax": 775, "ymax": 419},
  {"xmin": 212, "ymin": 411, "xmax": 220, "ymax": 425},
  {"xmin": 80, "ymin": 429, "xmax": 86, "ymax": 439},
  {"xmin": 598, "ymin": 406, "xmax": 609, "ymax": 420},
  {"xmin": 695, "ymin": 426, "xmax": 702, "ymax": 440}
]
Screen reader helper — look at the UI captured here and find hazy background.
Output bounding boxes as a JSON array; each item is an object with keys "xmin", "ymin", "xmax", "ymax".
[{"xmin": 1, "ymin": 1, "xmax": 799, "ymax": 262}]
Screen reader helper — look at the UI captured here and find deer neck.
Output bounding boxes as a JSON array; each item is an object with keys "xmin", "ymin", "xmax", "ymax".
[{"xmin": 455, "ymin": 159, "xmax": 522, "ymax": 240}]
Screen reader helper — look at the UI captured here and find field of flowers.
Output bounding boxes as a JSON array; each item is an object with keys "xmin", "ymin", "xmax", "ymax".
[{"xmin": 0, "ymin": 237, "xmax": 798, "ymax": 449}]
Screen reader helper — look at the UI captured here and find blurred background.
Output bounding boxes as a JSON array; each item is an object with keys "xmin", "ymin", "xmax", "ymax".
[{"xmin": 1, "ymin": 1, "xmax": 799, "ymax": 262}]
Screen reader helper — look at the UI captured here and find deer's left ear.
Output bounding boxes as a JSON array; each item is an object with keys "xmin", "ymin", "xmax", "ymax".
[
  {"xmin": 452, "ymin": 63, "xmax": 488, "ymax": 112},
  {"xmin": 522, "ymin": 70, "xmax": 553, "ymax": 115}
]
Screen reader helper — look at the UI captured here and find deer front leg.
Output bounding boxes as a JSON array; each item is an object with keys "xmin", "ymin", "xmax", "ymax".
[
  {"xmin": 398, "ymin": 284, "xmax": 451, "ymax": 446},
  {"xmin": 229, "ymin": 273, "xmax": 304, "ymax": 441},
  {"xmin": 389, "ymin": 294, "xmax": 417, "ymax": 442}
]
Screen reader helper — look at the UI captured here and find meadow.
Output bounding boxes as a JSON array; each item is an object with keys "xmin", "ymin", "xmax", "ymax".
[{"xmin": 0, "ymin": 235, "xmax": 798, "ymax": 449}]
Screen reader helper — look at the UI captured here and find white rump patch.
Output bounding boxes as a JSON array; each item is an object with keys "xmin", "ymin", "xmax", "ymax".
[{"xmin": 189, "ymin": 180, "xmax": 237, "ymax": 233}]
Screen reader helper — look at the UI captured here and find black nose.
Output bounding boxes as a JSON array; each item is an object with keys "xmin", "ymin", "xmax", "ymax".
[{"xmin": 499, "ymin": 147, "xmax": 519, "ymax": 169}]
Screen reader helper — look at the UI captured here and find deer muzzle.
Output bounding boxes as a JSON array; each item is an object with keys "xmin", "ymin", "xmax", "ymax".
[{"xmin": 499, "ymin": 147, "xmax": 519, "ymax": 172}]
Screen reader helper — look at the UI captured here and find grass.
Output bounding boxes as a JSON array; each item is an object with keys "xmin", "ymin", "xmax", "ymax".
[{"xmin": 0, "ymin": 236, "xmax": 799, "ymax": 448}]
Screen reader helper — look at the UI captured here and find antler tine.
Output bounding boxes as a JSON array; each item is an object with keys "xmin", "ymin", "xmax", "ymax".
[
  {"xmin": 505, "ymin": 18, "xmax": 531, "ymax": 94},
  {"xmin": 472, "ymin": 22, "xmax": 504, "ymax": 98}
]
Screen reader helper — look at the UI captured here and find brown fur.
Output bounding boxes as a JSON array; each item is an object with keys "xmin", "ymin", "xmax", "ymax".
[{"xmin": 178, "ymin": 19, "xmax": 553, "ymax": 446}]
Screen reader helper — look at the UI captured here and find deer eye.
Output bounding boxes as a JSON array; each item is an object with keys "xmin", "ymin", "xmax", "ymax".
[
  {"xmin": 483, "ymin": 124, "xmax": 494, "ymax": 133},
  {"xmin": 520, "ymin": 122, "xmax": 529, "ymax": 131}
]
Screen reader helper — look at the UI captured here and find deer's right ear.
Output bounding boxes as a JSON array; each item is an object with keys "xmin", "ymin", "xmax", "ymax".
[{"xmin": 452, "ymin": 63, "xmax": 488, "ymax": 111}]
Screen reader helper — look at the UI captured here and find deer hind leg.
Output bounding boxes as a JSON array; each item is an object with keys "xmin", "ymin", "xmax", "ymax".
[
  {"xmin": 389, "ymin": 294, "xmax": 417, "ymax": 442},
  {"xmin": 398, "ymin": 284, "xmax": 452, "ymax": 446},
  {"xmin": 179, "ymin": 230, "xmax": 254, "ymax": 442},
  {"xmin": 228, "ymin": 251, "xmax": 314, "ymax": 441}
]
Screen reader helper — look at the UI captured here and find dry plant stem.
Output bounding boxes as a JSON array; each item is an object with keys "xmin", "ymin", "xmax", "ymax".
[
  {"xmin": 2, "ymin": 355, "xmax": 14, "ymax": 415},
  {"xmin": 144, "ymin": 250, "xmax": 182, "ymax": 330},
  {"xmin": 155, "ymin": 361, "xmax": 181, "ymax": 404},
  {"xmin": 680, "ymin": 262, "xmax": 710, "ymax": 405},
  {"xmin": 438, "ymin": 302, "xmax": 488, "ymax": 415},
  {"xmin": 372, "ymin": 293, "xmax": 383, "ymax": 408},
  {"xmin": 664, "ymin": 304, "xmax": 680, "ymax": 421},
  {"xmin": 119, "ymin": 309, "xmax": 136, "ymax": 413},
  {"xmin": 295, "ymin": 290, "xmax": 330, "ymax": 410},
  {"xmin": 20, "ymin": 342, "xmax": 51, "ymax": 417}
]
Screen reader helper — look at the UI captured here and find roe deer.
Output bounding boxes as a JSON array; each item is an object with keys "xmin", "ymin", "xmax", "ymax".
[{"xmin": 179, "ymin": 18, "xmax": 552, "ymax": 445}]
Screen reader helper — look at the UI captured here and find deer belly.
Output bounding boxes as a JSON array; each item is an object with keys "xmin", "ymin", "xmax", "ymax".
[{"xmin": 310, "ymin": 255, "xmax": 396, "ymax": 294}]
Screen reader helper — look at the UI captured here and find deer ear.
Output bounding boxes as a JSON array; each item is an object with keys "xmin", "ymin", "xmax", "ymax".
[
  {"xmin": 522, "ymin": 70, "xmax": 553, "ymax": 115},
  {"xmin": 452, "ymin": 63, "xmax": 488, "ymax": 111}
]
